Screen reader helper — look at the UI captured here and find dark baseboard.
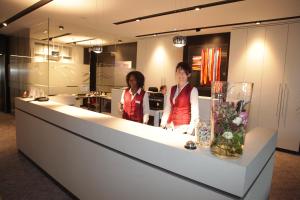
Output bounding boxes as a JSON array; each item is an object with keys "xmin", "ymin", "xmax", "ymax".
[
  {"xmin": 18, "ymin": 150, "xmax": 79, "ymax": 200},
  {"xmin": 276, "ymin": 147, "xmax": 300, "ymax": 155}
]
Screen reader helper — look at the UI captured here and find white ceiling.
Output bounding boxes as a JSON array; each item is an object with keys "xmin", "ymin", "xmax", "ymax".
[{"xmin": 0, "ymin": 0, "xmax": 299, "ymax": 45}]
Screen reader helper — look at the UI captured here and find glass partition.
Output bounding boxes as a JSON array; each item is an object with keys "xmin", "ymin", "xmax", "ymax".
[
  {"xmin": 9, "ymin": 20, "xmax": 49, "ymax": 112},
  {"xmin": 95, "ymin": 43, "xmax": 137, "ymax": 93},
  {"xmin": 47, "ymin": 19, "xmax": 90, "ymax": 95},
  {"xmin": 7, "ymin": 13, "xmax": 137, "ymax": 112},
  {"xmin": 8, "ymin": 17, "xmax": 91, "ymax": 112}
]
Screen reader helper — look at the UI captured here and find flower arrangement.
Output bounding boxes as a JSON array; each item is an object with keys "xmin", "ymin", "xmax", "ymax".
[
  {"xmin": 210, "ymin": 101, "xmax": 249, "ymax": 157},
  {"xmin": 210, "ymin": 81, "xmax": 253, "ymax": 158}
]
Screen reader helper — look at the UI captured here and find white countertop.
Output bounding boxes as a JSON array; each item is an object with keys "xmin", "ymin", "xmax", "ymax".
[{"xmin": 15, "ymin": 97, "xmax": 277, "ymax": 197}]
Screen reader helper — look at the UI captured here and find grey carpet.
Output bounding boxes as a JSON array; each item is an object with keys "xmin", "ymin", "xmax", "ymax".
[
  {"xmin": 0, "ymin": 112, "xmax": 299, "ymax": 200},
  {"xmin": 0, "ymin": 113, "xmax": 74, "ymax": 200}
]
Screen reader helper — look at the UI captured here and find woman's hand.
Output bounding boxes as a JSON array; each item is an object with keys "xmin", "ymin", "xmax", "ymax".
[
  {"xmin": 160, "ymin": 122, "xmax": 167, "ymax": 129},
  {"xmin": 119, "ymin": 103, "xmax": 124, "ymax": 112}
]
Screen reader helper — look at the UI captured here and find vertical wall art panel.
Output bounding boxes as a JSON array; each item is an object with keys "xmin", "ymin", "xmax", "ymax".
[{"xmin": 183, "ymin": 33, "xmax": 230, "ymax": 97}]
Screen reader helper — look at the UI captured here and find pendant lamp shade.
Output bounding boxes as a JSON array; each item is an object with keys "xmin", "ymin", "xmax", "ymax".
[{"xmin": 173, "ymin": 35, "xmax": 187, "ymax": 48}]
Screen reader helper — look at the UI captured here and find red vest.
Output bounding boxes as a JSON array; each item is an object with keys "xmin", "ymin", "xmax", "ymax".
[
  {"xmin": 167, "ymin": 84, "xmax": 192, "ymax": 126},
  {"xmin": 122, "ymin": 88, "xmax": 145, "ymax": 123}
]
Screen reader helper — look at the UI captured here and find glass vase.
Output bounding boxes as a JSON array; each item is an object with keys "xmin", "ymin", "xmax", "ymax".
[{"xmin": 210, "ymin": 81, "xmax": 253, "ymax": 158}]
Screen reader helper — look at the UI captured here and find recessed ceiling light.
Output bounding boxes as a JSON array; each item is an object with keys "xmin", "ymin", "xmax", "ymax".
[
  {"xmin": 256, "ymin": 21, "xmax": 261, "ymax": 25},
  {"xmin": 153, "ymin": 34, "xmax": 157, "ymax": 37},
  {"xmin": 114, "ymin": 0, "xmax": 243, "ymax": 25},
  {"xmin": 195, "ymin": 7, "xmax": 200, "ymax": 11},
  {"xmin": 136, "ymin": 19, "xmax": 140, "ymax": 22},
  {"xmin": 2, "ymin": 23, "xmax": 7, "ymax": 27},
  {"xmin": 59, "ymin": 25, "xmax": 64, "ymax": 30}
]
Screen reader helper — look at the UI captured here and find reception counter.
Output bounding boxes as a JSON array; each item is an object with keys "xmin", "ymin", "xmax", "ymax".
[{"xmin": 15, "ymin": 98, "xmax": 277, "ymax": 200}]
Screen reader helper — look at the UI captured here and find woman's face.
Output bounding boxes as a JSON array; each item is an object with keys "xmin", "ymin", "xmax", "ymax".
[
  {"xmin": 129, "ymin": 75, "xmax": 138, "ymax": 89},
  {"xmin": 176, "ymin": 68, "xmax": 190, "ymax": 86},
  {"xmin": 161, "ymin": 87, "xmax": 167, "ymax": 95}
]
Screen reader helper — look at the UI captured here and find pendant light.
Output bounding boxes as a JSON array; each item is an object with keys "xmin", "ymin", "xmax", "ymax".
[
  {"xmin": 90, "ymin": 0, "xmax": 103, "ymax": 54},
  {"xmin": 173, "ymin": 35, "xmax": 187, "ymax": 48},
  {"xmin": 91, "ymin": 45, "xmax": 103, "ymax": 54},
  {"xmin": 172, "ymin": 0, "xmax": 186, "ymax": 48}
]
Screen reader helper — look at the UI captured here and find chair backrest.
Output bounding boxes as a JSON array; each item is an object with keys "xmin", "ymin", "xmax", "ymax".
[{"xmin": 148, "ymin": 87, "xmax": 158, "ymax": 92}]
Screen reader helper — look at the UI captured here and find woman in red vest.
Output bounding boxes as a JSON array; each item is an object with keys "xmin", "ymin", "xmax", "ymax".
[
  {"xmin": 161, "ymin": 62, "xmax": 199, "ymax": 135},
  {"xmin": 120, "ymin": 71, "xmax": 149, "ymax": 124}
]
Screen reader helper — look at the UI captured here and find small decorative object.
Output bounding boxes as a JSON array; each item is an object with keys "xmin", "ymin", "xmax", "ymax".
[
  {"xmin": 34, "ymin": 97, "xmax": 49, "ymax": 102},
  {"xmin": 21, "ymin": 90, "xmax": 29, "ymax": 98},
  {"xmin": 173, "ymin": 35, "xmax": 187, "ymax": 48},
  {"xmin": 184, "ymin": 140, "xmax": 197, "ymax": 150},
  {"xmin": 210, "ymin": 81, "xmax": 253, "ymax": 158},
  {"xmin": 195, "ymin": 120, "xmax": 211, "ymax": 148}
]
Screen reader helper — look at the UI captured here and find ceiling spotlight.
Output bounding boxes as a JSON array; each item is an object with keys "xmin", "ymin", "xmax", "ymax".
[
  {"xmin": 59, "ymin": 25, "xmax": 64, "ymax": 30},
  {"xmin": 195, "ymin": 28, "xmax": 201, "ymax": 32},
  {"xmin": 195, "ymin": 7, "xmax": 200, "ymax": 11},
  {"xmin": 2, "ymin": 22, "xmax": 7, "ymax": 27},
  {"xmin": 153, "ymin": 34, "xmax": 157, "ymax": 37},
  {"xmin": 256, "ymin": 21, "xmax": 261, "ymax": 25},
  {"xmin": 136, "ymin": 19, "xmax": 140, "ymax": 22},
  {"xmin": 173, "ymin": 35, "xmax": 186, "ymax": 48}
]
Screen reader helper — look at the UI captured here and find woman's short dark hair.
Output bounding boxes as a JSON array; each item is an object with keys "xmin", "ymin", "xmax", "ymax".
[
  {"xmin": 160, "ymin": 85, "xmax": 166, "ymax": 91},
  {"xmin": 126, "ymin": 71, "xmax": 145, "ymax": 88},
  {"xmin": 176, "ymin": 62, "xmax": 191, "ymax": 75}
]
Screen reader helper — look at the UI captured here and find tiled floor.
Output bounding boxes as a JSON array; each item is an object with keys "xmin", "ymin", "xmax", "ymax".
[{"xmin": 0, "ymin": 112, "xmax": 299, "ymax": 200}]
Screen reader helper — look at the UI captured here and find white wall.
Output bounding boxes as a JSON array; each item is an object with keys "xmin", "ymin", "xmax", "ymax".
[
  {"xmin": 228, "ymin": 27, "xmax": 267, "ymax": 130},
  {"xmin": 136, "ymin": 22, "xmax": 300, "ymax": 151},
  {"xmin": 137, "ymin": 35, "xmax": 183, "ymax": 90},
  {"xmin": 228, "ymin": 22, "xmax": 300, "ymax": 152}
]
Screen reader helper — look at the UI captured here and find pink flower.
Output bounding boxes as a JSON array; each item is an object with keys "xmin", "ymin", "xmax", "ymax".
[{"xmin": 239, "ymin": 112, "xmax": 248, "ymax": 126}]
